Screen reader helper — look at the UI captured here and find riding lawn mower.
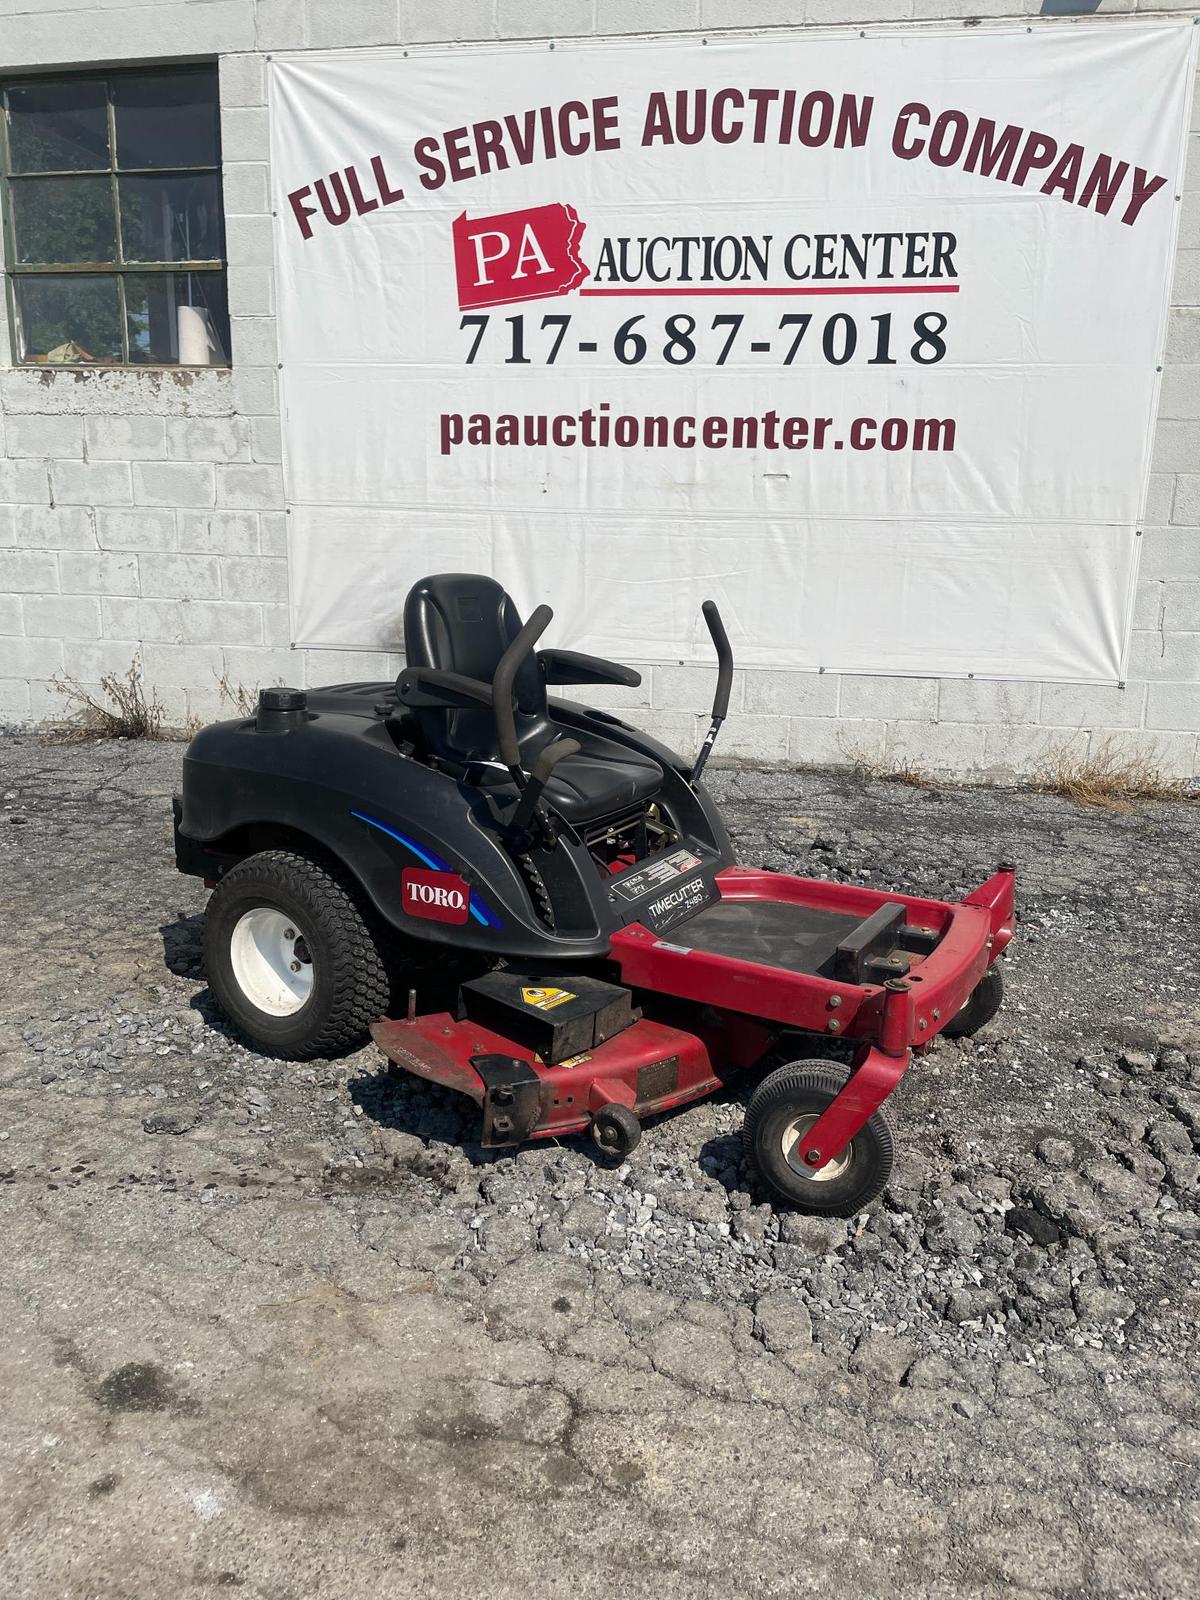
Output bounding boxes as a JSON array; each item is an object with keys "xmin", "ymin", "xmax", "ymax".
[{"xmin": 174, "ymin": 573, "xmax": 1013, "ymax": 1215}]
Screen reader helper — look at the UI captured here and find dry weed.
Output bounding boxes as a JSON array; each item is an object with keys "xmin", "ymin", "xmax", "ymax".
[
  {"xmin": 216, "ymin": 668, "xmax": 258, "ymax": 719},
  {"xmin": 1034, "ymin": 737, "xmax": 1195, "ymax": 811},
  {"xmin": 45, "ymin": 658, "xmax": 169, "ymax": 743}
]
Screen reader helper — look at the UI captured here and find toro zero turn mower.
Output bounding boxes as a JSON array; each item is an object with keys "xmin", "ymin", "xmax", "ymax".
[{"xmin": 174, "ymin": 573, "xmax": 1014, "ymax": 1215}]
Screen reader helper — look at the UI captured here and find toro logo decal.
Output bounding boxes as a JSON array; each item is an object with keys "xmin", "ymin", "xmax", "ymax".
[{"xmin": 402, "ymin": 867, "xmax": 471, "ymax": 925}]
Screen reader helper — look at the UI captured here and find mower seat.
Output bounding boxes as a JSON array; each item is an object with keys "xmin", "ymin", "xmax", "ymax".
[
  {"xmin": 402, "ymin": 573, "xmax": 663, "ymax": 824},
  {"xmin": 535, "ymin": 734, "xmax": 662, "ymax": 823}
]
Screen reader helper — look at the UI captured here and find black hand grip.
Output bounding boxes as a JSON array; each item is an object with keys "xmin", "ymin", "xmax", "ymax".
[
  {"xmin": 510, "ymin": 737, "xmax": 581, "ymax": 836},
  {"xmin": 530, "ymin": 735, "xmax": 580, "ymax": 785},
  {"xmin": 493, "ymin": 603, "xmax": 553, "ymax": 771},
  {"xmin": 702, "ymin": 600, "xmax": 733, "ymax": 721}
]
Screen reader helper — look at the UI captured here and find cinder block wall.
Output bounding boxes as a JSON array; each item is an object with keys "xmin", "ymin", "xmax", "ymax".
[{"xmin": 1, "ymin": 0, "xmax": 1198, "ymax": 779}]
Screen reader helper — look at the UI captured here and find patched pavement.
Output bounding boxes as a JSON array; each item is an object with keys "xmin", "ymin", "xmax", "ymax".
[{"xmin": 1, "ymin": 734, "xmax": 1198, "ymax": 1598}]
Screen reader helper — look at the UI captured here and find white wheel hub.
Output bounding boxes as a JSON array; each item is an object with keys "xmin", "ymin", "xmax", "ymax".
[
  {"xmin": 229, "ymin": 908, "xmax": 313, "ymax": 1017},
  {"xmin": 781, "ymin": 1112, "xmax": 854, "ymax": 1183}
]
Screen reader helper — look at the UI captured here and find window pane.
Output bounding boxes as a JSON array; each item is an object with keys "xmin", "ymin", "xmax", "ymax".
[
  {"xmin": 6, "ymin": 80, "xmax": 109, "ymax": 173},
  {"xmin": 118, "ymin": 173, "xmax": 223, "ymax": 262},
  {"xmin": 10, "ymin": 176, "xmax": 116, "ymax": 264},
  {"xmin": 124, "ymin": 271, "xmax": 229, "ymax": 365},
  {"xmin": 16, "ymin": 275, "xmax": 123, "ymax": 363},
  {"xmin": 112, "ymin": 73, "xmax": 219, "ymax": 169}
]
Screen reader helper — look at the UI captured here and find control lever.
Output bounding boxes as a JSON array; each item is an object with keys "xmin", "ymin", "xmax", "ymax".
[
  {"xmin": 509, "ymin": 737, "xmax": 581, "ymax": 839},
  {"xmin": 492, "ymin": 603, "xmax": 554, "ymax": 789},
  {"xmin": 691, "ymin": 600, "xmax": 733, "ymax": 785}
]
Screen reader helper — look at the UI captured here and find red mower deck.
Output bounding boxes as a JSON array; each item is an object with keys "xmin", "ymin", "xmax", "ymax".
[{"xmin": 372, "ymin": 862, "xmax": 1015, "ymax": 1175}]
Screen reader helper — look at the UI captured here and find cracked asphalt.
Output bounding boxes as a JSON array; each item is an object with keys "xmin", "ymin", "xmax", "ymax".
[{"xmin": 1, "ymin": 730, "xmax": 1199, "ymax": 1599}]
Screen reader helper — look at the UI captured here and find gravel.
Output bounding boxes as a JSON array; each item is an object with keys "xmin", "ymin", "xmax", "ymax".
[{"xmin": 1, "ymin": 732, "xmax": 1198, "ymax": 1598}]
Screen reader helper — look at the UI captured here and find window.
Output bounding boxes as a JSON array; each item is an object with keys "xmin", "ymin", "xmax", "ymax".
[{"xmin": 1, "ymin": 68, "xmax": 229, "ymax": 367}]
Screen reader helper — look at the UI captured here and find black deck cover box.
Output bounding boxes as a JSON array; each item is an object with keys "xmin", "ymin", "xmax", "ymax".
[{"xmin": 458, "ymin": 971, "xmax": 637, "ymax": 1064}]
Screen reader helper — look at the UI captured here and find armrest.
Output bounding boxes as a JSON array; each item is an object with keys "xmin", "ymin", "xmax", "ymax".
[
  {"xmin": 396, "ymin": 667, "xmax": 494, "ymax": 711},
  {"xmin": 538, "ymin": 648, "xmax": 641, "ymax": 689}
]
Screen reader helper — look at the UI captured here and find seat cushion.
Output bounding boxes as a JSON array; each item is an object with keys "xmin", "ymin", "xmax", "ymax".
[
  {"xmin": 542, "ymin": 735, "xmax": 663, "ymax": 823},
  {"xmin": 471, "ymin": 727, "xmax": 663, "ymax": 824}
]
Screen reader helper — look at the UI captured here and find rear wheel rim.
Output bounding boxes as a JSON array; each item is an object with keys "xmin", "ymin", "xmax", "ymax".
[
  {"xmin": 780, "ymin": 1112, "xmax": 854, "ymax": 1182},
  {"xmin": 229, "ymin": 908, "xmax": 313, "ymax": 1017}
]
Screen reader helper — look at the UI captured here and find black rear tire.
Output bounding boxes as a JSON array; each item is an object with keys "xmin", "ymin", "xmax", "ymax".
[
  {"xmin": 203, "ymin": 850, "xmax": 391, "ymax": 1060},
  {"xmin": 742, "ymin": 1061, "xmax": 894, "ymax": 1215},
  {"xmin": 941, "ymin": 962, "xmax": 1004, "ymax": 1039}
]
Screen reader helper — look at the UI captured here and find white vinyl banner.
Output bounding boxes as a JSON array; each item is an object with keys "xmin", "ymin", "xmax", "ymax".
[{"xmin": 270, "ymin": 22, "xmax": 1195, "ymax": 681}]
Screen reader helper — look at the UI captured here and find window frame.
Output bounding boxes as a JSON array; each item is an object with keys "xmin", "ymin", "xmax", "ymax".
[{"xmin": 0, "ymin": 63, "xmax": 229, "ymax": 368}]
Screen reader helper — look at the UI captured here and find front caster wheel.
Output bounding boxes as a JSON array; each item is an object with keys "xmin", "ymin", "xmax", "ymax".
[
  {"xmin": 742, "ymin": 1061, "xmax": 894, "ymax": 1215},
  {"xmin": 590, "ymin": 1104, "xmax": 641, "ymax": 1161},
  {"xmin": 203, "ymin": 849, "xmax": 391, "ymax": 1060},
  {"xmin": 941, "ymin": 962, "xmax": 1004, "ymax": 1039}
]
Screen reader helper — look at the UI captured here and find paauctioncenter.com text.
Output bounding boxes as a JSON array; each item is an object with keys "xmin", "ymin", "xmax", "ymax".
[{"xmin": 438, "ymin": 406, "xmax": 956, "ymax": 457}]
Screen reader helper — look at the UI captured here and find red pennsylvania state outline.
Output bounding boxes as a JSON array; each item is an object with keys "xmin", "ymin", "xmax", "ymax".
[{"xmin": 453, "ymin": 203, "xmax": 589, "ymax": 311}]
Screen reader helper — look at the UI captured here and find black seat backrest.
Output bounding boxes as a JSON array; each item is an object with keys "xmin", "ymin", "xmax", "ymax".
[{"xmin": 403, "ymin": 573, "xmax": 547, "ymax": 763}]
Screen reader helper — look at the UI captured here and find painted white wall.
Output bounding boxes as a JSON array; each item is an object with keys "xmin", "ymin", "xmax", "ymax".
[{"xmin": 1, "ymin": 0, "xmax": 1198, "ymax": 779}]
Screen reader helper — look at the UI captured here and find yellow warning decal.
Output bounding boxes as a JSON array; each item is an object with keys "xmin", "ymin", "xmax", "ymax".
[
  {"xmin": 558, "ymin": 1052, "xmax": 592, "ymax": 1070},
  {"xmin": 520, "ymin": 985, "xmax": 575, "ymax": 1012}
]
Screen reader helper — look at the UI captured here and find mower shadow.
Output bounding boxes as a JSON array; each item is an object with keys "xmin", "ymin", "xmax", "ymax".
[
  {"xmin": 696, "ymin": 1130, "xmax": 750, "ymax": 1183},
  {"xmin": 160, "ymin": 911, "xmax": 205, "ymax": 981},
  {"xmin": 345, "ymin": 1064, "xmax": 627, "ymax": 1171},
  {"xmin": 159, "ymin": 912, "xmax": 279, "ymax": 1053},
  {"xmin": 346, "ymin": 1061, "xmax": 764, "ymax": 1184},
  {"xmin": 159, "ymin": 913, "xmax": 247, "ymax": 1047}
]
